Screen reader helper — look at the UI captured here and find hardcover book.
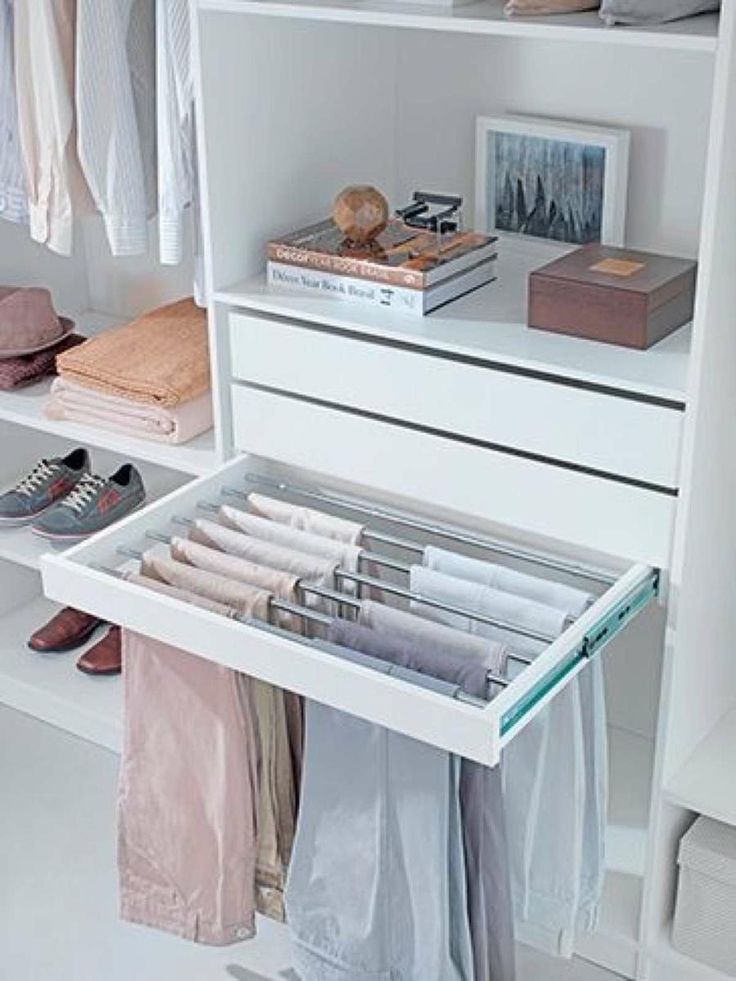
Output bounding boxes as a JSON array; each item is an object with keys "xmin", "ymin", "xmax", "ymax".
[
  {"xmin": 267, "ymin": 218, "xmax": 497, "ymax": 291},
  {"xmin": 267, "ymin": 256, "xmax": 497, "ymax": 316}
]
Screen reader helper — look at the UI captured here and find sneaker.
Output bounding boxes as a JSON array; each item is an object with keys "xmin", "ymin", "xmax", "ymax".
[
  {"xmin": 0, "ymin": 448, "xmax": 90, "ymax": 526},
  {"xmin": 32, "ymin": 464, "xmax": 146, "ymax": 541}
]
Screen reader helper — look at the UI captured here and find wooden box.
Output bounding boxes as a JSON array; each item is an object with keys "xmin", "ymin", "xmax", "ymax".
[{"xmin": 528, "ymin": 244, "xmax": 697, "ymax": 349}]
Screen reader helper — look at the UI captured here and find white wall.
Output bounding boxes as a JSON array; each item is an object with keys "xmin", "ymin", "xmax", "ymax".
[
  {"xmin": 0, "ymin": 220, "xmax": 89, "ymax": 316},
  {"xmin": 396, "ymin": 33, "xmax": 714, "ymax": 258},
  {"xmin": 0, "ymin": 215, "xmax": 195, "ymax": 321}
]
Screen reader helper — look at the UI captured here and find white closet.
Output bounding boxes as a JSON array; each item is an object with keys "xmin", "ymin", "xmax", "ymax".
[{"xmin": 1, "ymin": 2, "xmax": 735, "ymax": 980}]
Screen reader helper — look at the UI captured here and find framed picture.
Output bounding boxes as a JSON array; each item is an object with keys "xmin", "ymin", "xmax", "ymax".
[{"xmin": 475, "ymin": 115, "xmax": 630, "ymax": 247}]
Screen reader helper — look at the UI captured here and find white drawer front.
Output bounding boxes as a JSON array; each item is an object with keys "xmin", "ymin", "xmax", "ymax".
[
  {"xmin": 230, "ymin": 311, "xmax": 684, "ymax": 490},
  {"xmin": 40, "ymin": 456, "xmax": 658, "ymax": 768},
  {"xmin": 232, "ymin": 384, "xmax": 676, "ymax": 568}
]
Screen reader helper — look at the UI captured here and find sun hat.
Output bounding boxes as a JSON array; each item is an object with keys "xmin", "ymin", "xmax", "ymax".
[{"xmin": 0, "ymin": 286, "xmax": 74, "ymax": 359}]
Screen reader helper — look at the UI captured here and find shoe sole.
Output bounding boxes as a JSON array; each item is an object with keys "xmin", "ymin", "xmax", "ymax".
[
  {"xmin": 27, "ymin": 620, "xmax": 105, "ymax": 654},
  {"xmin": 76, "ymin": 663, "xmax": 121, "ymax": 677},
  {"xmin": 0, "ymin": 501, "xmax": 59, "ymax": 527},
  {"xmin": 30, "ymin": 499, "xmax": 147, "ymax": 541}
]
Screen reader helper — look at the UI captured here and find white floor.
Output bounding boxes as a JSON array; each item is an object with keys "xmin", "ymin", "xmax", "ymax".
[{"xmin": 0, "ymin": 705, "xmax": 624, "ymax": 981}]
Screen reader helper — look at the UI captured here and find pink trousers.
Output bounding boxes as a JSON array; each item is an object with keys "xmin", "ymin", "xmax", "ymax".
[{"xmin": 118, "ymin": 630, "xmax": 259, "ymax": 945}]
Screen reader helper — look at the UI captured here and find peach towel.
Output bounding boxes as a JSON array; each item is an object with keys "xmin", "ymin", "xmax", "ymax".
[
  {"xmin": 56, "ymin": 298, "xmax": 209, "ymax": 406},
  {"xmin": 45, "ymin": 377, "xmax": 213, "ymax": 444}
]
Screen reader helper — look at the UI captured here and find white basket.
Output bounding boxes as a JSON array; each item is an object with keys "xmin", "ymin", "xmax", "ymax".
[{"xmin": 673, "ymin": 816, "xmax": 736, "ymax": 975}]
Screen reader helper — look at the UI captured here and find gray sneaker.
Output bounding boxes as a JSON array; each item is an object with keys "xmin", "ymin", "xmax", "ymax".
[
  {"xmin": 0, "ymin": 448, "xmax": 90, "ymax": 526},
  {"xmin": 32, "ymin": 463, "xmax": 146, "ymax": 541}
]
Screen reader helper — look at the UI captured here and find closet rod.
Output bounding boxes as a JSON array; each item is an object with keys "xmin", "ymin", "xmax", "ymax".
[
  {"xmin": 91, "ymin": 562, "xmax": 496, "ymax": 704},
  {"xmin": 115, "ymin": 545, "xmax": 339, "ymax": 625},
  {"xmin": 234, "ymin": 475, "xmax": 617, "ymax": 586},
  {"xmin": 167, "ymin": 514, "xmax": 546, "ymax": 646},
  {"xmin": 192, "ymin": 505, "xmax": 412, "ymax": 576},
  {"xmin": 333, "ymin": 566, "xmax": 556, "ymax": 644}
]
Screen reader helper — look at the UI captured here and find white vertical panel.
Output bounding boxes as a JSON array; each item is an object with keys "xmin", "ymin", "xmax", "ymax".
[
  {"xmin": 194, "ymin": 11, "xmax": 399, "ymax": 291},
  {"xmin": 643, "ymin": 6, "xmax": 736, "ymax": 974}
]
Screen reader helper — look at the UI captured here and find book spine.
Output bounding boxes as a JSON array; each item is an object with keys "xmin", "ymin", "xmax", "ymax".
[
  {"xmin": 267, "ymin": 262, "xmax": 426, "ymax": 313},
  {"xmin": 267, "ymin": 244, "xmax": 426, "ymax": 290}
]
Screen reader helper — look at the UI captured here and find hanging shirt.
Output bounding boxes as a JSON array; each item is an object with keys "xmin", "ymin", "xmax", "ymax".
[
  {"xmin": 0, "ymin": 0, "xmax": 27, "ymax": 225},
  {"xmin": 156, "ymin": 0, "xmax": 194, "ymax": 265},
  {"xmin": 13, "ymin": 0, "xmax": 92, "ymax": 255},
  {"xmin": 76, "ymin": 0, "xmax": 156, "ymax": 256}
]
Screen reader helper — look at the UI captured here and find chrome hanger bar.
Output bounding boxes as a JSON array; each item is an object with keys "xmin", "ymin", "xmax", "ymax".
[
  {"xmin": 333, "ymin": 567, "xmax": 556, "ymax": 643},
  {"xmin": 239, "ymin": 475, "xmax": 617, "ymax": 586},
  {"xmin": 115, "ymin": 545, "xmax": 335, "ymax": 628},
  {"xmin": 91, "ymin": 562, "xmax": 488, "ymax": 707},
  {"xmin": 198, "ymin": 497, "xmax": 412, "ymax": 575},
  {"xmin": 143, "ymin": 531, "xmax": 362, "ymax": 611},
  {"xmin": 161, "ymin": 521, "xmax": 550, "ymax": 643},
  {"xmin": 359, "ymin": 551, "xmax": 411, "ymax": 575}
]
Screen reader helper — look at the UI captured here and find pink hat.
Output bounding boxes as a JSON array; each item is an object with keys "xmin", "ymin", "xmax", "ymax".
[{"xmin": 0, "ymin": 287, "xmax": 75, "ymax": 359}]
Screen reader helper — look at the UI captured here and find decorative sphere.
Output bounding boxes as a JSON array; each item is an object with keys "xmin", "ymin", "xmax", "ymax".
[{"xmin": 333, "ymin": 186, "xmax": 389, "ymax": 245}]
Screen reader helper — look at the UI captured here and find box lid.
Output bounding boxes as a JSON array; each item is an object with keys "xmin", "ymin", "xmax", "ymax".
[
  {"xmin": 532, "ymin": 244, "xmax": 696, "ymax": 308},
  {"xmin": 678, "ymin": 816, "xmax": 736, "ymax": 887}
]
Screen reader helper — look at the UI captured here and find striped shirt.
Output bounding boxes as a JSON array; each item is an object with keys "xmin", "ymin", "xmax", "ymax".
[
  {"xmin": 157, "ymin": 0, "xmax": 196, "ymax": 266},
  {"xmin": 0, "ymin": 0, "xmax": 27, "ymax": 225},
  {"xmin": 76, "ymin": 0, "xmax": 156, "ymax": 256}
]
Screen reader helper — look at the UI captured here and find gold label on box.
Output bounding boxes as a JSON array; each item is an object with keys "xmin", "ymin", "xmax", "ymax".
[{"xmin": 590, "ymin": 258, "xmax": 646, "ymax": 277}]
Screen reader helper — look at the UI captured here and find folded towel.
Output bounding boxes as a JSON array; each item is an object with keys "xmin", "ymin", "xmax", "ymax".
[
  {"xmin": 56, "ymin": 298, "xmax": 209, "ymax": 406},
  {"xmin": 45, "ymin": 377, "xmax": 213, "ymax": 444},
  {"xmin": 0, "ymin": 333, "xmax": 86, "ymax": 391}
]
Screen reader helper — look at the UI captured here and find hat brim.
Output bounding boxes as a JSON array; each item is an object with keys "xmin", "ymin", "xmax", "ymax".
[{"xmin": 0, "ymin": 317, "xmax": 76, "ymax": 360}]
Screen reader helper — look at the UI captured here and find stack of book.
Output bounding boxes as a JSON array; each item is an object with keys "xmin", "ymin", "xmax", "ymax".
[{"xmin": 266, "ymin": 218, "xmax": 498, "ymax": 315}]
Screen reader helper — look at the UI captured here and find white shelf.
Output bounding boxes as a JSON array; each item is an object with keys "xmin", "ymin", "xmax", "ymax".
[
  {"xmin": 217, "ymin": 239, "xmax": 692, "ymax": 404},
  {"xmin": 201, "ymin": 0, "xmax": 719, "ymax": 53},
  {"xmin": 664, "ymin": 704, "xmax": 736, "ymax": 826},
  {"xmin": 0, "ymin": 596, "xmax": 122, "ymax": 753},
  {"xmin": 0, "ymin": 462, "xmax": 189, "ymax": 571},
  {"xmin": 0, "ymin": 310, "xmax": 218, "ymax": 477}
]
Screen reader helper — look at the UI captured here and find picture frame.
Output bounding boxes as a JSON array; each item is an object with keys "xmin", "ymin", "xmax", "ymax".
[{"xmin": 475, "ymin": 115, "xmax": 630, "ymax": 247}]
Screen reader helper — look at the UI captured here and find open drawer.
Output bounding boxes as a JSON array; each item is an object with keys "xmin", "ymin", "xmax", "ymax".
[{"xmin": 40, "ymin": 455, "xmax": 659, "ymax": 767}]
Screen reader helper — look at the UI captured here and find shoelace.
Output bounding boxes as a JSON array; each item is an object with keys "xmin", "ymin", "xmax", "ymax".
[
  {"xmin": 60, "ymin": 473, "xmax": 107, "ymax": 514},
  {"xmin": 15, "ymin": 460, "xmax": 59, "ymax": 497}
]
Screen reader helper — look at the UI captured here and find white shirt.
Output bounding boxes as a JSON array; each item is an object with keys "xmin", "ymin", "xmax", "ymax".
[
  {"xmin": 157, "ymin": 0, "xmax": 196, "ymax": 266},
  {"xmin": 0, "ymin": 0, "xmax": 27, "ymax": 225},
  {"xmin": 13, "ymin": 0, "xmax": 92, "ymax": 255},
  {"xmin": 76, "ymin": 0, "xmax": 156, "ymax": 256}
]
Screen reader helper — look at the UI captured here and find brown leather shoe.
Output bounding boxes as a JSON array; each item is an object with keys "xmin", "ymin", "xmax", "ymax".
[
  {"xmin": 77, "ymin": 626, "xmax": 121, "ymax": 676},
  {"xmin": 28, "ymin": 607, "xmax": 104, "ymax": 653}
]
